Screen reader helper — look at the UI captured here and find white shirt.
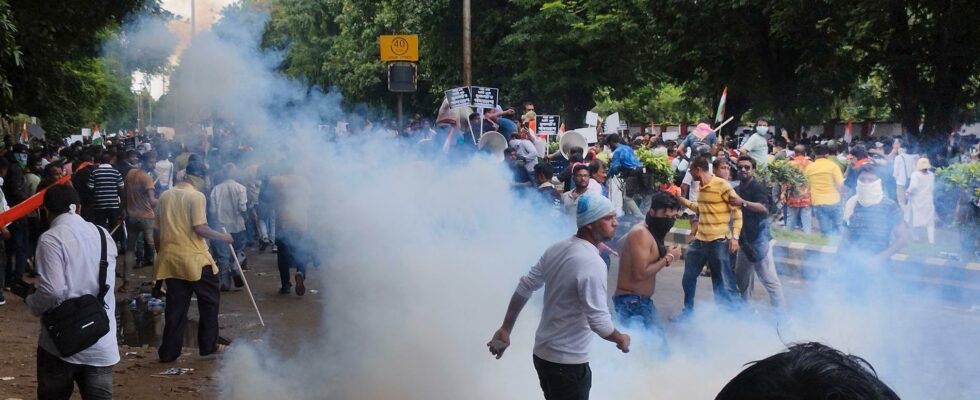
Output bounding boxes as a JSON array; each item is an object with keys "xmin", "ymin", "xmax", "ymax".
[
  {"xmin": 516, "ymin": 236, "xmax": 615, "ymax": 364},
  {"xmin": 210, "ymin": 180, "xmax": 248, "ymax": 233},
  {"xmin": 155, "ymin": 159, "xmax": 174, "ymax": 189},
  {"xmin": 892, "ymin": 153, "xmax": 918, "ymax": 187},
  {"xmin": 509, "ymin": 138, "xmax": 539, "ymax": 172},
  {"xmin": 27, "ymin": 213, "xmax": 119, "ymax": 367}
]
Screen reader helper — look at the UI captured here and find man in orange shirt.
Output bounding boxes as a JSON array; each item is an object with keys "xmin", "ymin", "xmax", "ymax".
[
  {"xmin": 121, "ymin": 151, "xmax": 158, "ymax": 292},
  {"xmin": 784, "ymin": 145, "xmax": 813, "ymax": 233}
]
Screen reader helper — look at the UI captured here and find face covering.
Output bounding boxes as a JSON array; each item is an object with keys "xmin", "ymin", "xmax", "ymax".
[
  {"xmin": 855, "ymin": 179, "xmax": 884, "ymax": 207},
  {"xmin": 185, "ymin": 175, "xmax": 205, "ymax": 192},
  {"xmin": 756, "ymin": 126, "xmax": 768, "ymax": 135},
  {"xmin": 646, "ymin": 215, "xmax": 676, "ymax": 242}
]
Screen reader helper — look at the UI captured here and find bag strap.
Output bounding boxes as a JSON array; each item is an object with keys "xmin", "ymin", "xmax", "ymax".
[{"xmin": 95, "ymin": 225, "xmax": 109, "ymax": 306}]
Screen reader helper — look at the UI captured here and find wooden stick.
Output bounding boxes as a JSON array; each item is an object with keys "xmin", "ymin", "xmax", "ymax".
[{"xmin": 223, "ymin": 228, "xmax": 265, "ymax": 327}]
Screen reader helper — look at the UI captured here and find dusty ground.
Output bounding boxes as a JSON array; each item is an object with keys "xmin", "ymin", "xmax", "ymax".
[{"xmin": 0, "ymin": 248, "xmax": 323, "ymax": 399}]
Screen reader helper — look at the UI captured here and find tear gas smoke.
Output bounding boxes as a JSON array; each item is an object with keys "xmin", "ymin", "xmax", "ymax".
[{"xmin": 115, "ymin": 6, "xmax": 980, "ymax": 399}]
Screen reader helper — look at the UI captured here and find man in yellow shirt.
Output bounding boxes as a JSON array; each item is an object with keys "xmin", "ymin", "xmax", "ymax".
[
  {"xmin": 672, "ymin": 156, "xmax": 744, "ymax": 320},
  {"xmin": 805, "ymin": 144, "xmax": 844, "ymax": 236},
  {"xmin": 154, "ymin": 159, "xmax": 233, "ymax": 362}
]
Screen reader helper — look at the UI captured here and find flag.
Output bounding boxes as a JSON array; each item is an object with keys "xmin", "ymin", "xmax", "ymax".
[
  {"xmin": 843, "ymin": 119, "xmax": 852, "ymax": 143},
  {"xmin": 92, "ymin": 123, "xmax": 103, "ymax": 145},
  {"xmin": 715, "ymin": 86, "xmax": 727, "ymax": 123},
  {"xmin": 20, "ymin": 121, "xmax": 27, "ymax": 144}
]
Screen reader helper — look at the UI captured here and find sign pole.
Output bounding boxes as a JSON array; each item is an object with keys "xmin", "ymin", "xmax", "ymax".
[
  {"xmin": 397, "ymin": 92, "xmax": 404, "ymax": 133},
  {"xmin": 463, "ymin": 0, "xmax": 472, "ymax": 87}
]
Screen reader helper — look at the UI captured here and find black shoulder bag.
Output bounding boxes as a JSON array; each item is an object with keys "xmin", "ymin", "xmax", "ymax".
[{"xmin": 41, "ymin": 225, "xmax": 110, "ymax": 357}]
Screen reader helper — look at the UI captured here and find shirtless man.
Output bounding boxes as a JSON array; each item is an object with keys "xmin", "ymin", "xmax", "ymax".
[{"xmin": 613, "ymin": 192, "xmax": 683, "ymax": 347}]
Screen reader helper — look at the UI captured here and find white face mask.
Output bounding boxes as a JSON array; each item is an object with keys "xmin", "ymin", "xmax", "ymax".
[
  {"xmin": 756, "ymin": 126, "xmax": 768, "ymax": 135},
  {"xmin": 855, "ymin": 179, "xmax": 884, "ymax": 207}
]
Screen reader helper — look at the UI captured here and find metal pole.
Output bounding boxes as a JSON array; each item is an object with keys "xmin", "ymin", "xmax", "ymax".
[
  {"xmin": 462, "ymin": 0, "xmax": 471, "ymax": 87},
  {"xmin": 223, "ymin": 228, "xmax": 265, "ymax": 327},
  {"xmin": 398, "ymin": 92, "xmax": 404, "ymax": 133},
  {"xmin": 190, "ymin": 0, "xmax": 196, "ymax": 38}
]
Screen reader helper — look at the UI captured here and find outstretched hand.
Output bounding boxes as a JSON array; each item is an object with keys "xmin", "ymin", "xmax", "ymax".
[{"xmin": 487, "ymin": 328, "xmax": 511, "ymax": 359}]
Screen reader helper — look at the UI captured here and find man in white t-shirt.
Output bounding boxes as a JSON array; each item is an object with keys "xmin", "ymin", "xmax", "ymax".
[
  {"xmin": 488, "ymin": 194, "xmax": 630, "ymax": 400},
  {"xmin": 890, "ymin": 138, "xmax": 918, "ymax": 210},
  {"xmin": 740, "ymin": 117, "xmax": 771, "ymax": 168}
]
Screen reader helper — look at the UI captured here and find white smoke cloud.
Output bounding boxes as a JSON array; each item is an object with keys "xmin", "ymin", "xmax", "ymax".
[{"xmin": 111, "ymin": 5, "xmax": 980, "ymax": 399}]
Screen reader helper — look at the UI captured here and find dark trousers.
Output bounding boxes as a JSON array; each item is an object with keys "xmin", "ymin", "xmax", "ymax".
[
  {"xmin": 533, "ymin": 355, "xmax": 591, "ymax": 400},
  {"xmin": 276, "ymin": 230, "xmax": 308, "ymax": 290},
  {"xmin": 89, "ymin": 208, "xmax": 121, "ymax": 231},
  {"xmin": 36, "ymin": 347, "xmax": 113, "ymax": 400},
  {"xmin": 5, "ymin": 219, "xmax": 27, "ymax": 284},
  {"xmin": 158, "ymin": 266, "xmax": 220, "ymax": 361}
]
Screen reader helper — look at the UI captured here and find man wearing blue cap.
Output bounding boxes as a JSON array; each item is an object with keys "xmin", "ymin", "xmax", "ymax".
[{"xmin": 487, "ymin": 194, "xmax": 631, "ymax": 400}]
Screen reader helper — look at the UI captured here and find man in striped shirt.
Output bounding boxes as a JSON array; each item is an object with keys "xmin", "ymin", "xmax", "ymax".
[
  {"xmin": 87, "ymin": 153, "xmax": 124, "ymax": 231},
  {"xmin": 673, "ymin": 155, "xmax": 744, "ymax": 320}
]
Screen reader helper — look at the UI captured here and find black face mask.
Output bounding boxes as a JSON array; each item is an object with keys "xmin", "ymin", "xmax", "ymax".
[{"xmin": 645, "ymin": 215, "xmax": 676, "ymax": 242}]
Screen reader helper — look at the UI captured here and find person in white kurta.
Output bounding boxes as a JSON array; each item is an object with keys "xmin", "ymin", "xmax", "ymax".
[{"xmin": 905, "ymin": 157, "xmax": 936, "ymax": 243}]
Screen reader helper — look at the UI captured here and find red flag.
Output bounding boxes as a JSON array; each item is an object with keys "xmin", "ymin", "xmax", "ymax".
[{"xmin": 843, "ymin": 119, "xmax": 853, "ymax": 143}]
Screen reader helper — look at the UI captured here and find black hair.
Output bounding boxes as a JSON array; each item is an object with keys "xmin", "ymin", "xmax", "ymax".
[
  {"xmin": 605, "ymin": 133, "xmax": 622, "ymax": 145},
  {"xmin": 715, "ymin": 342, "xmax": 899, "ymax": 400},
  {"xmin": 43, "ymin": 184, "xmax": 80, "ymax": 215},
  {"xmin": 533, "ymin": 162, "xmax": 553, "ymax": 179},
  {"xmin": 690, "ymin": 155, "xmax": 710, "ymax": 171},
  {"xmin": 851, "ymin": 144, "xmax": 868, "ymax": 159},
  {"xmin": 649, "ymin": 191, "xmax": 682, "ymax": 212},
  {"xmin": 737, "ymin": 155, "xmax": 756, "ymax": 169},
  {"xmin": 572, "ymin": 164, "xmax": 590, "ymax": 175},
  {"xmin": 698, "ymin": 117, "xmax": 713, "ymax": 125},
  {"xmin": 99, "ymin": 152, "xmax": 113, "ymax": 164},
  {"xmin": 712, "ymin": 157, "xmax": 728, "ymax": 170},
  {"xmin": 814, "ymin": 144, "xmax": 829, "ymax": 156},
  {"xmin": 503, "ymin": 147, "xmax": 516, "ymax": 157},
  {"xmin": 588, "ymin": 159, "xmax": 604, "ymax": 175}
]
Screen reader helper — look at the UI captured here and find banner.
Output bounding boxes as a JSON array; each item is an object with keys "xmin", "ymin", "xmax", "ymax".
[
  {"xmin": 535, "ymin": 115, "xmax": 560, "ymax": 136},
  {"xmin": 445, "ymin": 87, "xmax": 472, "ymax": 109},
  {"xmin": 470, "ymin": 86, "xmax": 498, "ymax": 109}
]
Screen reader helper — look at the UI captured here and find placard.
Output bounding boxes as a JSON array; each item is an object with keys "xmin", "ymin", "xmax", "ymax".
[
  {"xmin": 470, "ymin": 86, "xmax": 498, "ymax": 109},
  {"xmin": 536, "ymin": 115, "xmax": 560, "ymax": 136},
  {"xmin": 445, "ymin": 87, "xmax": 472, "ymax": 109},
  {"xmin": 585, "ymin": 111, "xmax": 599, "ymax": 127}
]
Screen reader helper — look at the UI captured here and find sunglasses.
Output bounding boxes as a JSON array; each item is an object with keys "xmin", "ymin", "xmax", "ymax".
[{"xmin": 737, "ymin": 165, "xmax": 753, "ymax": 171}]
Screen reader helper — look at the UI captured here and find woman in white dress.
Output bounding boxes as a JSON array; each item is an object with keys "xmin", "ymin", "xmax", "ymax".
[{"xmin": 905, "ymin": 157, "xmax": 936, "ymax": 243}]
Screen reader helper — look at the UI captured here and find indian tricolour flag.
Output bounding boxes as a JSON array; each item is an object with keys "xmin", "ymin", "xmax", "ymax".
[
  {"xmin": 714, "ymin": 86, "xmax": 727, "ymax": 123},
  {"xmin": 92, "ymin": 123, "xmax": 103, "ymax": 145}
]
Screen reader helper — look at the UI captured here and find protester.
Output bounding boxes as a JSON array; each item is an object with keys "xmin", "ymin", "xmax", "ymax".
[
  {"xmin": 677, "ymin": 117, "xmax": 717, "ymax": 160},
  {"xmin": 26, "ymin": 184, "xmax": 119, "ymax": 399},
  {"xmin": 672, "ymin": 155, "xmax": 743, "ymax": 320},
  {"xmin": 121, "ymin": 151, "xmax": 158, "ymax": 292},
  {"xmin": 154, "ymin": 159, "xmax": 233, "ymax": 362},
  {"xmin": 487, "ymin": 194, "xmax": 630, "ymax": 400},
  {"xmin": 269, "ymin": 167, "xmax": 312, "ymax": 296},
  {"xmin": 561, "ymin": 164, "xmax": 599, "ymax": 215},
  {"xmin": 209, "ymin": 163, "xmax": 248, "ymax": 291},
  {"xmin": 732, "ymin": 156, "xmax": 785, "ymax": 310},
  {"xmin": 784, "ymin": 145, "xmax": 813, "ymax": 233},
  {"xmin": 739, "ymin": 118, "xmax": 770, "ymax": 168},
  {"xmin": 840, "ymin": 163, "xmax": 908, "ymax": 265},
  {"xmin": 533, "ymin": 163, "xmax": 562, "ymax": 211},
  {"xmin": 905, "ymin": 157, "xmax": 936, "ymax": 244},
  {"xmin": 715, "ymin": 342, "xmax": 900, "ymax": 400},
  {"xmin": 613, "ymin": 192, "xmax": 682, "ymax": 349},
  {"xmin": 892, "ymin": 138, "xmax": 918, "ymax": 210},
  {"xmin": 806, "ymin": 144, "xmax": 845, "ymax": 236},
  {"xmin": 86, "ymin": 153, "xmax": 124, "ymax": 231}
]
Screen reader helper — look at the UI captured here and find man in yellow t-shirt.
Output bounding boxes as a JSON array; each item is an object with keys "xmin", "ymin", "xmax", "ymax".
[
  {"xmin": 805, "ymin": 144, "xmax": 844, "ymax": 236},
  {"xmin": 672, "ymin": 155, "xmax": 744, "ymax": 320},
  {"xmin": 154, "ymin": 160, "xmax": 233, "ymax": 363}
]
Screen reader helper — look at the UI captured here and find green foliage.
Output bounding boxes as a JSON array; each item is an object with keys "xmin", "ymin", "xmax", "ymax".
[
  {"xmin": 634, "ymin": 147, "xmax": 673, "ymax": 186},
  {"xmin": 756, "ymin": 159, "xmax": 808, "ymax": 192},
  {"xmin": 936, "ymin": 162, "xmax": 980, "ymax": 202}
]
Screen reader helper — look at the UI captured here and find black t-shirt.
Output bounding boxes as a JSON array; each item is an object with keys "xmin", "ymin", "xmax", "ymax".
[{"xmin": 735, "ymin": 177, "xmax": 770, "ymax": 243}]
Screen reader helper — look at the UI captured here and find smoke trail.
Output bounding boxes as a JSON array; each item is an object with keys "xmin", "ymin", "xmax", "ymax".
[{"xmin": 110, "ymin": 5, "xmax": 980, "ymax": 399}]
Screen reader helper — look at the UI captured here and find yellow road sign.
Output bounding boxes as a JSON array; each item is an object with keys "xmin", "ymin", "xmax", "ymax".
[{"xmin": 379, "ymin": 34, "xmax": 419, "ymax": 62}]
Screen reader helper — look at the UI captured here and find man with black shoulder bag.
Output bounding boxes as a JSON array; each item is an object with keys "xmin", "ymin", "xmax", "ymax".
[{"xmin": 24, "ymin": 184, "xmax": 118, "ymax": 400}]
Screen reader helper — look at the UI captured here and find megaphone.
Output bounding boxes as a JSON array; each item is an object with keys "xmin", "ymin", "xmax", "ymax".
[
  {"xmin": 478, "ymin": 131, "xmax": 508, "ymax": 161},
  {"xmin": 559, "ymin": 130, "xmax": 588, "ymax": 160}
]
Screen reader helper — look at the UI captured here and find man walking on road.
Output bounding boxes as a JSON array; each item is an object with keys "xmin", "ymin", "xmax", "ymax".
[
  {"xmin": 154, "ymin": 159, "xmax": 233, "ymax": 362},
  {"xmin": 487, "ymin": 194, "xmax": 631, "ymax": 400},
  {"xmin": 732, "ymin": 156, "xmax": 785, "ymax": 310}
]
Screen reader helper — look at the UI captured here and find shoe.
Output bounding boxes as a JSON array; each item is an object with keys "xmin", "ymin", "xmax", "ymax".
[
  {"xmin": 233, "ymin": 273, "xmax": 245, "ymax": 288},
  {"xmin": 295, "ymin": 273, "xmax": 305, "ymax": 296},
  {"xmin": 669, "ymin": 310, "xmax": 692, "ymax": 323},
  {"xmin": 271, "ymin": 245, "xmax": 278, "ymax": 253},
  {"xmin": 0, "ymin": 292, "xmax": 6, "ymax": 305},
  {"xmin": 279, "ymin": 286, "xmax": 291, "ymax": 294},
  {"xmin": 259, "ymin": 240, "xmax": 270, "ymax": 252}
]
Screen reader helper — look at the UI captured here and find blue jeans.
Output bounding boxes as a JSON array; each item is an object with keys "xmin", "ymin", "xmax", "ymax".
[
  {"xmin": 276, "ymin": 230, "xmax": 309, "ymax": 290},
  {"xmin": 613, "ymin": 294, "xmax": 668, "ymax": 353},
  {"xmin": 682, "ymin": 238, "xmax": 738, "ymax": 312},
  {"xmin": 813, "ymin": 203, "xmax": 842, "ymax": 236},
  {"xmin": 256, "ymin": 204, "xmax": 276, "ymax": 243},
  {"xmin": 212, "ymin": 231, "xmax": 247, "ymax": 288},
  {"xmin": 787, "ymin": 206, "xmax": 812, "ymax": 233}
]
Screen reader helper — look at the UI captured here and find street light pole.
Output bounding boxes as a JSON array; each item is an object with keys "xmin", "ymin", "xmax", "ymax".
[{"xmin": 462, "ymin": 0, "xmax": 471, "ymax": 87}]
